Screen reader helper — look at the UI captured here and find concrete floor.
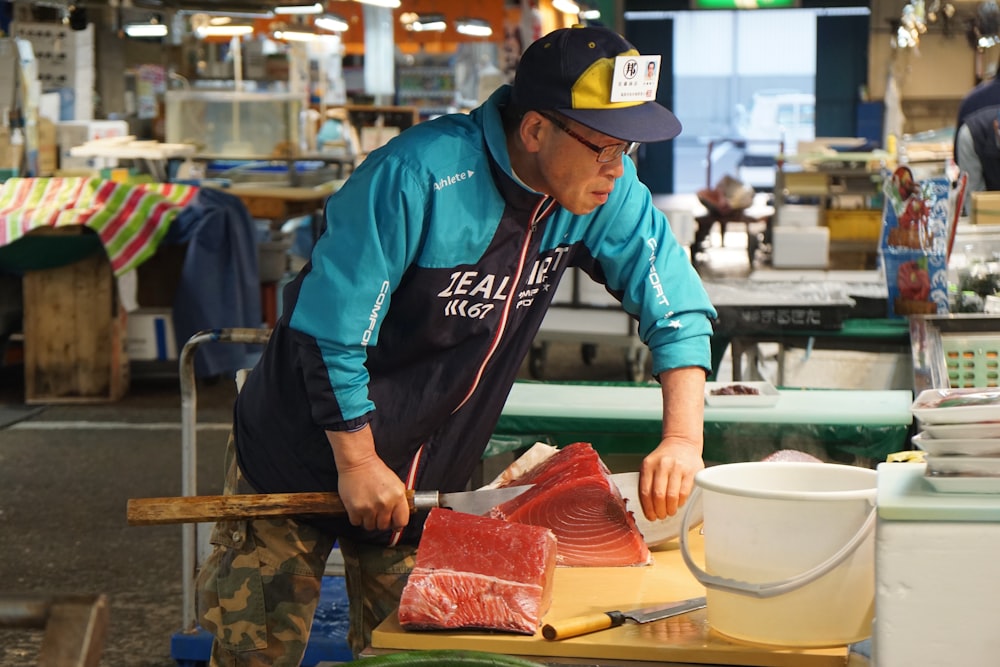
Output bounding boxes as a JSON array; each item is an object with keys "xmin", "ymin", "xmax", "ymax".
[{"xmin": 0, "ymin": 232, "xmax": 904, "ymax": 666}]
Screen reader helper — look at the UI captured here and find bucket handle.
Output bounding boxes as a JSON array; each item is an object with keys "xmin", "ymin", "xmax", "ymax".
[{"xmin": 679, "ymin": 486, "xmax": 876, "ymax": 599}]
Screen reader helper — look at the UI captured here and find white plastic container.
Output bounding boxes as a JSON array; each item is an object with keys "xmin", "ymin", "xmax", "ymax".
[
  {"xmin": 771, "ymin": 225, "xmax": 830, "ymax": 268},
  {"xmin": 875, "ymin": 462, "xmax": 1000, "ymax": 666},
  {"xmin": 776, "ymin": 204, "xmax": 821, "ymax": 227},
  {"xmin": 680, "ymin": 461, "xmax": 876, "ymax": 647}
]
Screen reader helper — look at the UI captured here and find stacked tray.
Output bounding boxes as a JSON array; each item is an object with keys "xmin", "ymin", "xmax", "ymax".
[{"xmin": 911, "ymin": 388, "xmax": 1000, "ymax": 493}]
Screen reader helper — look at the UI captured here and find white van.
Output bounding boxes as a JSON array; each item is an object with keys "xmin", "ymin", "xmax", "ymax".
[{"xmin": 735, "ymin": 90, "xmax": 816, "ymax": 189}]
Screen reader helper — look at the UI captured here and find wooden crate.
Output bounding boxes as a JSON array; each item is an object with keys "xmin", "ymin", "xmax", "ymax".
[{"xmin": 22, "ymin": 249, "xmax": 129, "ymax": 404}]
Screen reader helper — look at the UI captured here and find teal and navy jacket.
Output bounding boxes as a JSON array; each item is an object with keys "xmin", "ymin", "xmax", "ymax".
[{"xmin": 235, "ymin": 86, "xmax": 718, "ymax": 545}]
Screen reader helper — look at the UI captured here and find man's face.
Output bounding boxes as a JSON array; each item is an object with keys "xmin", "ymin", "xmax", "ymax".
[{"xmin": 533, "ymin": 113, "xmax": 628, "ymax": 215}]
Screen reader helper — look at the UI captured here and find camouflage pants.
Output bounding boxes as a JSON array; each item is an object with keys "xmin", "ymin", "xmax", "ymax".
[{"xmin": 197, "ymin": 434, "xmax": 417, "ymax": 665}]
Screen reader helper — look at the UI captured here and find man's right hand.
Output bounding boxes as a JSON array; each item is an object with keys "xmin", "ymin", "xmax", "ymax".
[{"xmin": 327, "ymin": 426, "xmax": 410, "ymax": 532}]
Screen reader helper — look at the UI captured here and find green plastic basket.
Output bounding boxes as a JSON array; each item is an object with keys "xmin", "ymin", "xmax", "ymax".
[{"xmin": 942, "ymin": 334, "xmax": 1000, "ymax": 388}]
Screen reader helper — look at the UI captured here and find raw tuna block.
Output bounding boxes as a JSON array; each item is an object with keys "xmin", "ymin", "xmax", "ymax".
[
  {"xmin": 491, "ymin": 442, "xmax": 651, "ymax": 567},
  {"xmin": 397, "ymin": 507, "xmax": 557, "ymax": 634}
]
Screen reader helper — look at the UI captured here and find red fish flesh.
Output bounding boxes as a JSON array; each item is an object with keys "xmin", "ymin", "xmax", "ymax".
[
  {"xmin": 490, "ymin": 442, "xmax": 651, "ymax": 567},
  {"xmin": 397, "ymin": 508, "xmax": 557, "ymax": 634}
]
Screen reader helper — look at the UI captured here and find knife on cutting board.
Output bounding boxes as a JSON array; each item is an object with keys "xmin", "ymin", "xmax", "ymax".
[{"xmin": 541, "ymin": 596, "xmax": 707, "ymax": 640}]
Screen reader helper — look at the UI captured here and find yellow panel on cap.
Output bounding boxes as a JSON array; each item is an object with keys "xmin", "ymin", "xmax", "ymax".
[{"xmin": 569, "ymin": 47, "xmax": 644, "ymax": 110}]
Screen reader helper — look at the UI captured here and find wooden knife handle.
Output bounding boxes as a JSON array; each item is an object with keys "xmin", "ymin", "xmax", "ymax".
[
  {"xmin": 127, "ymin": 490, "xmax": 419, "ymax": 526},
  {"xmin": 541, "ymin": 611, "xmax": 625, "ymax": 641}
]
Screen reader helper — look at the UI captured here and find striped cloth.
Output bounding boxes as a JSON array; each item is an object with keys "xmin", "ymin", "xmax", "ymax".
[{"xmin": 0, "ymin": 177, "xmax": 198, "ymax": 276}]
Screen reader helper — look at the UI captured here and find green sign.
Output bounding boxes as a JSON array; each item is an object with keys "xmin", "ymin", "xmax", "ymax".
[{"xmin": 693, "ymin": 0, "xmax": 798, "ymax": 8}]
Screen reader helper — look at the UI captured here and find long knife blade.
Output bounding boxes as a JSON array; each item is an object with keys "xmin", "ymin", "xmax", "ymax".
[
  {"xmin": 126, "ymin": 471, "xmax": 697, "ymax": 536},
  {"xmin": 541, "ymin": 596, "xmax": 706, "ymax": 640},
  {"xmin": 126, "ymin": 484, "xmax": 531, "ymax": 526}
]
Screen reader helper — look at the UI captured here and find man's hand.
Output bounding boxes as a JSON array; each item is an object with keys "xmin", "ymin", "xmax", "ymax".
[
  {"xmin": 638, "ymin": 366, "xmax": 707, "ymax": 520},
  {"xmin": 328, "ymin": 426, "xmax": 410, "ymax": 532},
  {"xmin": 638, "ymin": 438, "xmax": 704, "ymax": 520}
]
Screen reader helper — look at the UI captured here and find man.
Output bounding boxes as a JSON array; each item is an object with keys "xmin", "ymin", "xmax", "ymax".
[
  {"xmin": 955, "ymin": 104, "xmax": 1000, "ymax": 195},
  {"xmin": 198, "ymin": 25, "xmax": 717, "ymax": 665},
  {"xmin": 954, "ymin": 2, "xmax": 1000, "ymax": 157}
]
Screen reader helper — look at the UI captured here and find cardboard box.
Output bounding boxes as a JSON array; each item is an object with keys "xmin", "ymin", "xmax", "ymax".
[
  {"xmin": 125, "ymin": 308, "xmax": 177, "ymax": 361},
  {"xmin": 36, "ymin": 116, "xmax": 56, "ymax": 176},
  {"xmin": 972, "ymin": 192, "xmax": 1000, "ymax": 225}
]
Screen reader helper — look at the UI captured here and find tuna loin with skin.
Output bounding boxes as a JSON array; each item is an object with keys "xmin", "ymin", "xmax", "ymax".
[{"xmin": 490, "ymin": 442, "xmax": 652, "ymax": 567}]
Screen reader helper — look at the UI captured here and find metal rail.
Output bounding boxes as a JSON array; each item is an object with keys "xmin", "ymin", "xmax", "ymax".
[{"xmin": 177, "ymin": 327, "xmax": 271, "ymax": 633}]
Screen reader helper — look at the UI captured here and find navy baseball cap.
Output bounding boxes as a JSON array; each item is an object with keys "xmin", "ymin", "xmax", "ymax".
[{"xmin": 511, "ymin": 25, "xmax": 682, "ymax": 143}]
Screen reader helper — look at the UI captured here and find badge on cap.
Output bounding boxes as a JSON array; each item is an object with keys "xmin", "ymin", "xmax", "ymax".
[{"xmin": 610, "ymin": 55, "xmax": 661, "ymax": 102}]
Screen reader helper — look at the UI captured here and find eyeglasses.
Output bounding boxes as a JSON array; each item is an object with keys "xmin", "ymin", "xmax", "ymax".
[{"xmin": 538, "ymin": 111, "xmax": 639, "ymax": 163}]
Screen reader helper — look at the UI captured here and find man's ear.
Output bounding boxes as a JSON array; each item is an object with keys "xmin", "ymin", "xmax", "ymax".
[{"xmin": 520, "ymin": 111, "xmax": 546, "ymax": 154}]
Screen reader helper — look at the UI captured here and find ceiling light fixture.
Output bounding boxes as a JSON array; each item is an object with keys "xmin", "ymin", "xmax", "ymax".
[
  {"xmin": 315, "ymin": 15, "xmax": 349, "ymax": 32},
  {"xmin": 455, "ymin": 18, "xmax": 492, "ymax": 37},
  {"xmin": 274, "ymin": 3, "xmax": 323, "ymax": 15},
  {"xmin": 195, "ymin": 24, "xmax": 255, "ymax": 37},
  {"xmin": 274, "ymin": 28, "xmax": 321, "ymax": 41},
  {"xmin": 183, "ymin": 9, "xmax": 274, "ymax": 20},
  {"xmin": 552, "ymin": 0, "xmax": 580, "ymax": 15},
  {"xmin": 353, "ymin": 0, "xmax": 402, "ymax": 8},
  {"xmin": 124, "ymin": 21, "xmax": 168, "ymax": 38},
  {"xmin": 402, "ymin": 13, "xmax": 446, "ymax": 32}
]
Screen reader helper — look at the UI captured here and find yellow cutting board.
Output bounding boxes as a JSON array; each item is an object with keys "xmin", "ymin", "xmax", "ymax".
[{"xmin": 371, "ymin": 531, "xmax": 851, "ymax": 666}]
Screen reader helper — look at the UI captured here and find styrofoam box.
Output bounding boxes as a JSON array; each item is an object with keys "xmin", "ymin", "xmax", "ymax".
[
  {"xmin": 875, "ymin": 463, "xmax": 1000, "ymax": 666},
  {"xmin": 776, "ymin": 204, "xmax": 821, "ymax": 227},
  {"xmin": 126, "ymin": 308, "xmax": 177, "ymax": 361},
  {"xmin": 56, "ymin": 120, "xmax": 128, "ymax": 169},
  {"xmin": 771, "ymin": 225, "xmax": 829, "ymax": 268}
]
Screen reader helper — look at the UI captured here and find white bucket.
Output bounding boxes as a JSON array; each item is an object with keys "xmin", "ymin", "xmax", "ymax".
[{"xmin": 679, "ymin": 461, "xmax": 876, "ymax": 647}]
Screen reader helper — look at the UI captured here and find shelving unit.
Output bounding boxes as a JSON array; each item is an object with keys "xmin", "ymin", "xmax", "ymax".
[
  {"xmin": 397, "ymin": 65, "xmax": 455, "ymax": 119},
  {"xmin": 773, "ymin": 152, "xmax": 889, "ymax": 270},
  {"xmin": 10, "ymin": 21, "xmax": 94, "ymax": 120}
]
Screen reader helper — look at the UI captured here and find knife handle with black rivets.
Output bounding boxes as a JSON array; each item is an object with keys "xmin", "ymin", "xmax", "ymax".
[{"xmin": 541, "ymin": 611, "xmax": 626, "ymax": 640}]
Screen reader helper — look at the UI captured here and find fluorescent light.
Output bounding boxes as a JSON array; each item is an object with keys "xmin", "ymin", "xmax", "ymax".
[
  {"xmin": 196, "ymin": 24, "xmax": 255, "ymax": 37},
  {"xmin": 410, "ymin": 20, "xmax": 445, "ymax": 32},
  {"xmin": 354, "ymin": 0, "xmax": 401, "ymax": 8},
  {"xmin": 182, "ymin": 9, "xmax": 273, "ymax": 18},
  {"xmin": 552, "ymin": 0, "xmax": 580, "ymax": 14},
  {"xmin": 580, "ymin": 9, "xmax": 601, "ymax": 20},
  {"xmin": 456, "ymin": 18, "xmax": 492, "ymax": 37},
  {"xmin": 273, "ymin": 28, "xmax": 324, "ymax": 41},
  {"xmin": 124, "ymin": 22, "xmax": 168, "ymax": 38},
  {"xmin": 274, "ymin": 3, "xmax": 323, "ymax": 15},
  {"xmin": 315, "ymin": 15, "xmax": 349, "ymax": 32},
  {"xmin": 402, "ymin": 13, "xmax": 446, "ymax": 32}
]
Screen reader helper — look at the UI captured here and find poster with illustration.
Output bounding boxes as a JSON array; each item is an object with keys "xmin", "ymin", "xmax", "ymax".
[{"xmin": 880, "ymin": 167, "xmax": 964, "ymax": 318}]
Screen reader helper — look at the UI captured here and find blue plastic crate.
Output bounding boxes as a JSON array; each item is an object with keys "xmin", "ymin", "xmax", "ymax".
[{"xmin": 171, "ymin": 575, "xmax": 351, "ymax": 666}]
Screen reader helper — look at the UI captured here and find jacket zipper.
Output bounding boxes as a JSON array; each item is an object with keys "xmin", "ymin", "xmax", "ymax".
[
  {"xmin": 389, "ymin": 196, "xmax": 555, "ymax": 546},
  {"xmin": 453, "ymin": 195, "xmax": 556, "ymax": 413}
]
